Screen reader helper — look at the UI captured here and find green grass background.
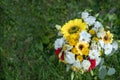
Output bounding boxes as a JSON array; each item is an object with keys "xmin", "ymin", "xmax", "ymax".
[{"xmin": 0, "ymin": 0, "xmax": 120, "ymax": 80}]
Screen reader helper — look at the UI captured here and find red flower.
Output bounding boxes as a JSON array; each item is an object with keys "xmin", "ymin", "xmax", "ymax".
[
  {"xmin": 88, "ymin": 58, "xmax": 96, "ymax": 70},
  {"xmin": 55, "ymin": 48, "xmax": 64, "ymax": 60}
]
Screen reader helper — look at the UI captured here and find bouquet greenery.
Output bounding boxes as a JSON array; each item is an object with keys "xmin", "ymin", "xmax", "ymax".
[{"xmin": 54, "ymin": 11, "xmax": 118, "ymax": 79}]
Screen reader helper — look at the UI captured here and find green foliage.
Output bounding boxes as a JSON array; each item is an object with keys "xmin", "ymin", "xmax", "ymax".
[
  {"xmin": 107, "ymin": 68, "xmax": 116, "ymax": 76},
  {"xmin": 99, "ymin": 66, "xmax": 107, "ymax": 79},
  {"xmin": 0, "ymin": 0, "xmax": 120, "ymax": 80}
]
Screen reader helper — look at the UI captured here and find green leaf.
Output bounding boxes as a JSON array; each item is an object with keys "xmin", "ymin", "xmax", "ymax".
[
  {"xmin": 66, "ymin": 64, "xmax": 71, "ymax": 72},
  {"xmin": 42, "ymin": 36, "xmax": 50, "ymax": 44},
  {"xmin": 107, "ymin": 68, "xmax": 116, "ymax": 76},
  {"xmin": 99, "ymin": 65, "xmax": 107, "ymax": 79},
  {"xmin": 100, "ymin": 58, "xmax": 104, "ymax": 66},
  {"xmin": 35, "ymin": 42, "xmax": 43, "ymax": 51},
  {"xmin": 107, "ymin": 14, "xmax": 117, "ymax": 21},
  {"xmin": 49, "ymin": 55, "xmax": 56, "ymax": 62},
  {"xmin": 71, "ymin": 72, "xmax": 74, "ymax": 80}
]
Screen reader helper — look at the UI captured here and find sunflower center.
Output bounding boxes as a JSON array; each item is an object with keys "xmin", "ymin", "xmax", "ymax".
[
  {"xmin": 69, "ymin": 26, "xmax": 79, "ymax": 34},
  {"xmin": 79, "ymin": 45, "xmax": 84, "ymax": 50},
  {"xmin": 104, "ymin": 35, "xmax": 108, "ymax": 41}
]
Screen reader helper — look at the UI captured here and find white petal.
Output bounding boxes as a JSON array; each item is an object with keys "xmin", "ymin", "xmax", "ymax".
[
  {"xmin": 99, "ymin": 40, "xmax": 105, "ymax": 48},
  {"xmin": 97, "ymin": 32, "xmax": 104, "ymax": 38},
  {"xmin": 82, "ymin": 60, "xmax": 91, "ymax": 70},
  {"xmin": 104, "ymin": 44, "xmax": 113, "ymax": 55},
  {"xmin": 55, "ymin": 24, "xmax": 61, "ymax": 30},
  {"xmin": 79, "ymin": 31, "xmax": 91, "ymax": 43},
  {"xmin": 96, "ymin": 57, "xmax": 101, "ymax": 66},
  {"xmin": 112, "ymin": 41, "xmax": 118, "ymax": 50},
  {"xmin": 81, "ymin": 12, "xmax": 89, "ymax": 19},
  {"xmin": 84, "ymin": 16, "xmax": 96, "ymax": 26},
  {"xmin": 94, "ymin": 21, "xmax": 103, "ymax": 29},
  {"xmin": 89, "ymin": 50, "xmax": 100, "ymax": 59},
  {"xmin": 54, "ymin": 38, "xmax": 64, "ymax": 49},
  {"xmin": 65, "ymin": 51, "xmax": 75, "ymax": 64},
  {"xmin": 73, "ymin": 60, "xmax": 82, "ymax": 69}
]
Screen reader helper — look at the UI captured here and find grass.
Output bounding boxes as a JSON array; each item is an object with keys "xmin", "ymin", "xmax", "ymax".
[{"xmin": 0, "ymin": 0, "xmax": 120, "ymax": 80}]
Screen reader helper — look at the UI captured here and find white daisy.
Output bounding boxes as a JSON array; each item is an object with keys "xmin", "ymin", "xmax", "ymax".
[
  {"xmin": 81, "ymin": 12, "xmax": 89, "ymax": 19},
  {"xmin": 84, "ymin": 16, "xmax": 96, "ymax": 26},
  {"xmin": 94, "ymin": 21, "xmax": 103, "ymax": 28},
  {"xmin": 79, "ymin": 31, "xmax": 91, "ymax": 43},
  {"xmin": 104, "ymin": 43, "xmax": 113, "ymax": 55},
  {"xmin": 99, "ymin": 40, "xmax": 105, "ymax": 48},
  {"xmin": 89, "ymin": 50, "xmax": 100, "ymax": 59},
  {"xmin": 96, "ymin": 57, "xmax": 101, "ymax": 66},
  {"xmin": 65, "ymin": 51, "xmax": 75, "ymax": 64},
  {"xmin": 82, "ymin": 60, "xmax": 91, "ymax": 70},
  {"xmin": 90, "ymin": 42, "xmax": 101, "ymax": 51},
  {"xmin": 54, "ymin": 38, "xmax": 64, "ymax": 49},
  {"xmin": 73, "ymin": 60, "xmax": 82, "ymax": 69},
  {"xmin": 112, "ymin": 41, "xmax": 118, "ymax": 50},
  {"xmin": 97, "ymin": 31, "xmax": 104, "ymax": 38},
  {"xmin": 93, "ymin": 21, "xmax": 103, "ymax": 32}
]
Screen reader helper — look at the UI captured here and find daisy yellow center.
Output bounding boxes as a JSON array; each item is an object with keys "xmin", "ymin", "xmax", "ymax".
[
  {"xmin": 79, "ymin": 45, "xmax": 84, "ymax": 50},
  {"xmin": 102, "ymin": 31, "xmax": 113, "ymax": 44},
  {"xmin": 89, "ymin": 29, "xmax": 95, "ymax": 35},
  {"xmin": 92, "ymin": 37, "xmax": 98, "ymax": 42},
  {"xmin": 104, "ymin": 35, "xmax": 108, "ymax": 41},
  {"xmin": 68, "ymin": 26, "xmax": 79, "ymax": 34}
]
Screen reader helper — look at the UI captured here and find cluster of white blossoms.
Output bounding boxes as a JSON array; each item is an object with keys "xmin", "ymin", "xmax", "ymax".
[{"xmin": 54, "ymin": 11, "xmax": 118, "ymax": 72}]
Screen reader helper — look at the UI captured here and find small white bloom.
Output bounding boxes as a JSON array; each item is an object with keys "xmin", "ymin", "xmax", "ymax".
[
  {"xmin": 79, "ymin": 31, "xmax": 91, "ymax": 43},
  {"xmin": 96, "ymin": 57, "xmax": 101, "ymax": 66},
  {"xmin": 54, "ymin": 38, "xmax": 64, "ymax": 49},
  {"xmin": 104, "ymin": 43, "xmax": 113, "ymax": 55},
  {"xmin": 81, "ymin": 12, "xmax": 89, "ymax": 19},
  {"xmin": 65, "ymin": 51, "xmax": 75, "ymax": 64},
  {"xmin": 89, "ymin": 50, "xmax": 100, "ymax": 59},
  {"xmin": 98, "ymin": 26, "xmax": 104, "ymax": 32},
  {"xmin": 93, "ymin": 23, "xmax": 103, "ymax": 33},
  {"xmin": 99, "ymin": 40, "xmax": 105, "ymax": 48},
  {"xmin": 97, "ymin": 32, "xmax": 104, "ymax": 38},
  {"xmin": 90, "ymin": 42, "xmax": 101, "ymax": 51},
  {"xmin": 55, "ymin": 24, "xmax": 61, "ymax": 30},
  {"xmin": 94, "ymin": 21, "xmax": 103, "ymax": 29},
  {"xmin": 73, "ymin": 60, "xmax": 82, "ymax": 69},
  {"xmin": 82, "ymin": 60, "xmax": 91, "ymax": 70},
  {"xmin": 84, "ymin": 16, "xmax": 96, "ymax": 26},
  {"xmin": 112, "ymin": 41, "xmax": 118, "ymax": 50}
]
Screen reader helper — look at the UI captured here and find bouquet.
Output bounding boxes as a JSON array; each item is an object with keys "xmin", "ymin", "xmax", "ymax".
[{"xmin": 54, "ymin": 11, "xmax": 118, "ymax": 77}]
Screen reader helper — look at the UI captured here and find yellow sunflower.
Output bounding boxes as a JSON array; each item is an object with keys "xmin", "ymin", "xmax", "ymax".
[
  {"xmin": 75, "ymin": 41, "xmax": 89, "ymax": 55},
  {"xmin": 102, "ymin": 31, "xmax": 113, "ymax": 44},
  {"xmin": 66, "ymin": 33, "xmax": 79, "ymax": 46},
  {"xmin": 61, "ymin": 19, "xmax": 87, "ymax": 40}
]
